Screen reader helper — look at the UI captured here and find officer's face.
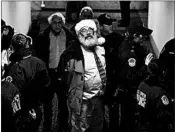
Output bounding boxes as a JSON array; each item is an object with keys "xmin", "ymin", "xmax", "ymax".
[
  {"xmin": 51, "ymin": 16, "xmax": 64, "ymax": 34},
  {"xmin": 134, "ymin": 34, "xmax": 148, "ymax": 44},
  {"xmin": 101, "ymin": 24, "xmax": 113, "ymax": 35},
  {"xmin": 80, "ymin": 10, "xmax": 93, "ymax": 20}
]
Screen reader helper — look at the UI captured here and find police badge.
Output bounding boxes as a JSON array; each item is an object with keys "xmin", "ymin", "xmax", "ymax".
[
  {"xmin": 161, "ymin": 95, "xmax": 169, "ymax": 105},
  {"xmin": 128, "ymin": 58, "xmax": 136, "ymax": 67}
]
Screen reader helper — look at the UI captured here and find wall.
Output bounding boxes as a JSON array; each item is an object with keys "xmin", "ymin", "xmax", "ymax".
[
  {"xmin": 31, "ymin": 1, "xmax": 147, "ymax": 10},
  {"xmin": 148, "ymin": 1, "xmax": 175, "ymax": 57},
  {"xmin": 2, "ymin": 1, "xmax": 31, "ymax": 34},
  {"xmin": 31, "ymin": 1, "xmax": 148, "ymax": 30}
]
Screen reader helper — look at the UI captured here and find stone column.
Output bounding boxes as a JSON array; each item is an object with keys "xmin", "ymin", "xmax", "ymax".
[
  {"xmin": 2, "ymin": 1, "xmax": 31, "ymax": 35},
  {"xmin": 148, "ymin": 1, "xmax": 174, "ymax": 57}
]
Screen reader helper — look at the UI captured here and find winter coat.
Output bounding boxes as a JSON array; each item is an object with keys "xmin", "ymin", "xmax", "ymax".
[{"xmin": 34, "ymin": 26, "xmax": 76, "ymax": 68}]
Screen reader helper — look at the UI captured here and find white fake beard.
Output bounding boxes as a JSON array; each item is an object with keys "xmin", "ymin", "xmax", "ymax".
[{"xmin": 79, "ymin": 34, "xmax": 98, "ymax": 49}]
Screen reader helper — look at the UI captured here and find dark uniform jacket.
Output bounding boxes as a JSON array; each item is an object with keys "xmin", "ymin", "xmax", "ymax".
[
  {"xmin": 103, "ymin": 32, "xmax": 124, "ymax": 79},
  {"xmin": 7, "ymin": 52, "xmax": 50, "ymax": 132},
  {"xmin": 34, "ymin": 26, "xmax": 75, "ymax": 68},
  {"xmin": 117, "ymin": 39, "xmax": 149, "ymax": 92},
  {"xmin": 8, "ymin": 55, "xmax": 50, "ymax": 106},
  {"xmin": 103, "ymin": 32, "xmax": 124, "ymax": 102},
  {"xmin": 136, "ymin": 76, "xmax": 173, "ymax": 132}
]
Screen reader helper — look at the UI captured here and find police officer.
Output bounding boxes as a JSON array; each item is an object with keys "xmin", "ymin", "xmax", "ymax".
[
  {"xmin": 136, "ymin": 38, "xmax": 175, "ymax": 132},
  {"xmin": 70, "ymin": 6, "xmax": 95, "ymax": 37},
  {"xmin": 97, "ymin": 13, "xmax": 124, "ymax": 131},
  {"xmin": 7, "ymin": 33, "xmax": 50, "ymax": 132},
  {"xmin": 117, "ymin": 23, "xmax": 153, "ymax": 132}
]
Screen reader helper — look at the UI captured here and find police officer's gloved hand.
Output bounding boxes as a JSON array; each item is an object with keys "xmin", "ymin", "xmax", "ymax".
[{"xmin": 145, "ymin": 53, "xmax": 154, "ymax": 65}]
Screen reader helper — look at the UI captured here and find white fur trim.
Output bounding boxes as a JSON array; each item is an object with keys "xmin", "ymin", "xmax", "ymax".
[
  {"xmin": 97, "ymin": 37, "xmax": 105, "ymax": 45},
  {"xmin": 48, "ymin": 12, "xmax": 65, "ymax": 24},
  {"xmin": 75, "ymin": 19, "xmax": 97, "ymax": 35},
  {"xmin": 79, "ymin": 6, "xmax": 94, "ymax": 17}
]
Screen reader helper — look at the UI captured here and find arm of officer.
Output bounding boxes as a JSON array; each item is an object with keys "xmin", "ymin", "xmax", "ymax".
[
  {"xmin": 127, "ymin": 53, "xmax": 154, "ymax": 83},
  {"xmin": 156, "ymin": 94, "xmax": 173, "ymax": 123}
]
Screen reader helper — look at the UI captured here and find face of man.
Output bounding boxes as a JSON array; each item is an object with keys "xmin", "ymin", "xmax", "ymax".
[
  {"xmin": 80, "ymin": 10, "xmax": 93, "ymax": 20},
  {"xmin": 101, "ymin": 24, "xmax": 113, "ymax": 36},
  {"xmin": 78, "ymin": 27, "xmax": 97, "ymax": 49},
  {"xmin": 51, "ymin": 16, "xmax": 63, "ymax": 34},
  {"xmin": 133, "ymin": 34, "xmax": 148, "ymax": 44}
]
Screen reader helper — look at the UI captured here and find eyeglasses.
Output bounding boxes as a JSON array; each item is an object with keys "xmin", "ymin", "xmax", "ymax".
[
  {"xmin": 79, "ymin": 27, "xmax": 95, "ymax": 36},
  {"xmin": 52, "ymin": 21, "xmax": 62, "ymax": 26}
]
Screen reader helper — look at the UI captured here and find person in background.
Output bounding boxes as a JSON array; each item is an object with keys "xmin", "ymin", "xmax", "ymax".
[
  {"xmin": 34, "ymin": 12, "xmax": 75, "ymax": 132},
  {"xmin": 97, "ymin": 13, "xmax": 124, "ymax": 131},
  {"xmin": 1, "ymin": 20, "xmax": 14, "ymax": 77},
  {"xmin": 97, "ymin": 13, "xmax": 124, "ymax": 80},
  {"xmin": 66, "ymin": 1, "xmax": 87, "ymax": 22},
  {"xmin": 57, "ymin": 19, "xmax": 106, "ymax": 132},
  {"xmin": 117, "ymin": 23, "xmax": 153, "ymax": 132},
  {"xmin": 1, "ymin": 24, "xmax": 14, "ymax": 51},
  {"xmin": 70, "ymin": 6, "xmax": 94, "ymax": 36},
  {"xmin": 135, "ymin": 38, "xmax": 175, "ymax": 132},
  {"xmin": 7, "ymin": 33, "xmax": 50, "ymax": 132}
]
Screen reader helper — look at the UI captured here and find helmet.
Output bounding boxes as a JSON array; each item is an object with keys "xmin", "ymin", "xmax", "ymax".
[{"xmin": 11, "ymin": 33, "xmax": 32, "ymax": 51}]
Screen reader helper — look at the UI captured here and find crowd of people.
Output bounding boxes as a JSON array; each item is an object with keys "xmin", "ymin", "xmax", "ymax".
[{"xmin": 1, "ymin": 5, "xmax": 174, "ymax": 132}]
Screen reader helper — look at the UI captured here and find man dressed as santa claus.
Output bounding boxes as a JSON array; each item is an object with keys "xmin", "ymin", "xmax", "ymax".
[{"xmin": 58, "ymin": 19, "xmax": 106, "ymax": 132}]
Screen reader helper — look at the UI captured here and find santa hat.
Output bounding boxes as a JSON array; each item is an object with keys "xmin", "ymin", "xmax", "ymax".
[
  {"xmin": 75, "ymin": 19, "xmax": 97, "ymax": 35},
  {"xmin": 79, "ymin": 6, "xmax": 94, "ymax": 17}
]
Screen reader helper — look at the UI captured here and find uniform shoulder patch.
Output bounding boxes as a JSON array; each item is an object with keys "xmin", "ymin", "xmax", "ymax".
[
  {"xmin": 6, "ymin": 76, "xmax": 13, "ymax": 82},
  {"xmin": 161, "ymin": 95, "xmax": 169, "ymax": 105},
  {"xmin": 11, "ymin": 94, "xmax": 21, "ymax": 114},
  {"xmin": 128, "ymin": 58, "xmax": 136, "ymax": 67},
  {"xmin": 137, "ymin": 89, "xmax": 146, "ymax": 108}
]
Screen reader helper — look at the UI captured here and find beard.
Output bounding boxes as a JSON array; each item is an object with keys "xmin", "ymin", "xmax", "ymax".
[{"xmin": 78, "ymin": 34, "xmax": 98, "ymax": 49}]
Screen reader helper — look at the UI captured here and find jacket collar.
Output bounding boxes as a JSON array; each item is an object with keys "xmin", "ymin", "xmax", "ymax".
[{"xmin": 63, "ymin": 39, "xmax": 84, "ymax": 61}]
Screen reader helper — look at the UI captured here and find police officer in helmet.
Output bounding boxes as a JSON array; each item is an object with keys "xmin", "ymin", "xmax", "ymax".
[
  {"xmin": 117, "ymin": 22, "xmax": 153, "ymax": 132},
  {"xmin": 136, "ymin": 38, "xmax": 174, "ymax": 132}
]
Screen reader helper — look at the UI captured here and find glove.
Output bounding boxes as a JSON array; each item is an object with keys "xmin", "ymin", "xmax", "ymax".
[{"xmin": 145, "ymin": 53, "xmax": 153, "ymax": 65}]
